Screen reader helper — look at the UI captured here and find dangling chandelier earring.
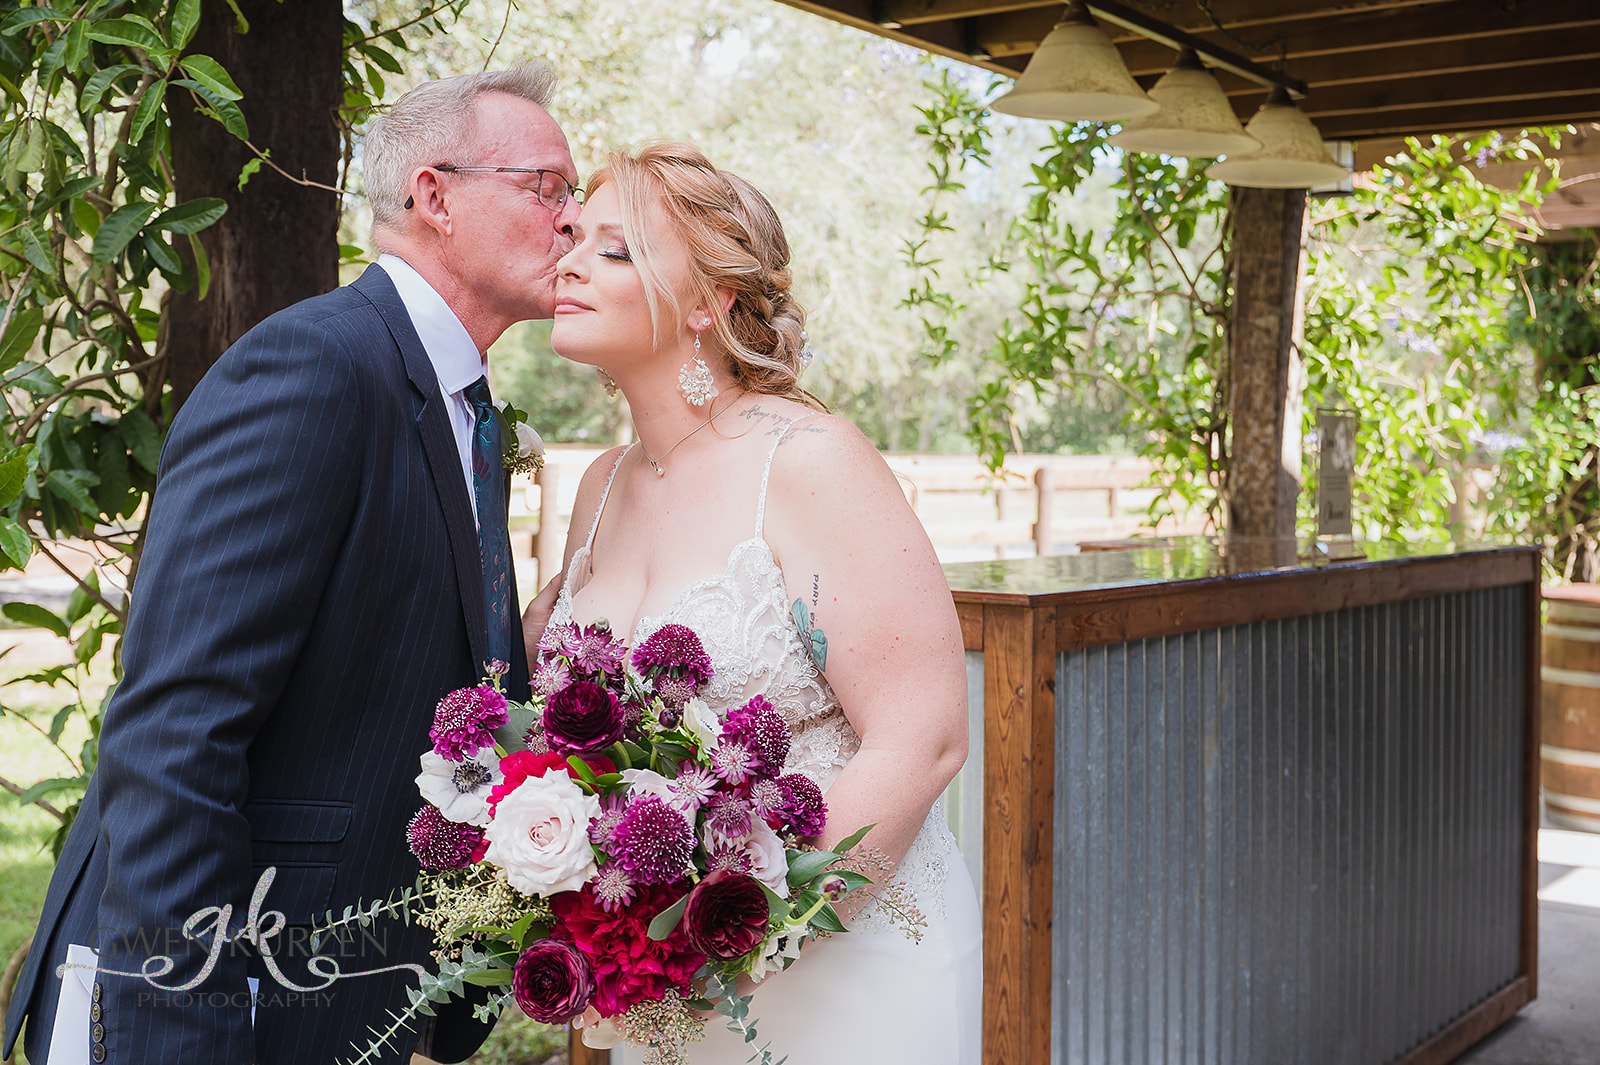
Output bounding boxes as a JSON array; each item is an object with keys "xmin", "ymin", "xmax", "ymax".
[
  {"xmin": 596, "ymin": 368, "xmax": 620, "ymax": 397},
  {"xmin": 677, "ymin": 330, "xmax": 718, "ymax": 407}
]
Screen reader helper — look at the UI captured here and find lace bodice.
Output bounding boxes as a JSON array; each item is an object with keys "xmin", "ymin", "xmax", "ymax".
[{"xmin": 547, "ymin": 426, "xmax": 955, "ymax": 930}]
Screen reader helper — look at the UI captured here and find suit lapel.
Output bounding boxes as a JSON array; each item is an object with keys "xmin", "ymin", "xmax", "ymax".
[{"xmin": 353, "ymin": 264, "xmax": 488, "ymax": 674}]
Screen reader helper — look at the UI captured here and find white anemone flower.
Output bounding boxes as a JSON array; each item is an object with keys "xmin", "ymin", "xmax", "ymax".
[{"xmin": 416, "ymin": 748, "xmax": 502, "ymax": 827}]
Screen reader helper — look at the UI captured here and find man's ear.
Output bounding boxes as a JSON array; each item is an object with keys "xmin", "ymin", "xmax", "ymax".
[{"xmin": 409, "ymin": 167, "xmax": 452, "ymax": 236}]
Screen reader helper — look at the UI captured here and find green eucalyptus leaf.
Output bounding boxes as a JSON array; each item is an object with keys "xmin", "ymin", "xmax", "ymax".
[
  {"xmin": 460, "ymin": 967, "xmax": 513, "ymax": 987},
  {"xmin": 178, "ymin": 54, "xmax": 242, "ymax": 100},
  {"xmin": 92, "ymin": 202, "xmax": 158, "ymax": 264},
  {"xmin": 150, "ymin": 196, "xmax": 226, "ymax": 234},
  {"xmin": 3, "ymin": 601, "xmax": 70, "ymax": 637}
]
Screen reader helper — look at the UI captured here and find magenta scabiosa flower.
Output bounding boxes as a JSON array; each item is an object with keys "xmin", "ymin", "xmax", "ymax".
[
  {"xmin": 608, "ymin": 797, "xmax": 694, "ymax": 884},
  {"xmin": 544, "ymin": 679, "xmax": 625, "ymax": 754},
  {"xmin": 722, "ymin": 695, "xmax": 791, "ymax": 776},
  {"xmin": 631, "ymin": 623, "xmax": 714, "ymax": 686},
  {"xmin": 429, "ymin": 685, "xmax": 509, "ymax": 760},
  {"xmin": 407, "ymin": 805, "xmax": 484, "ymax": 870},
  {"xmin": 775, "ymin": 773, "xmax": 827, "ymax": 837}
]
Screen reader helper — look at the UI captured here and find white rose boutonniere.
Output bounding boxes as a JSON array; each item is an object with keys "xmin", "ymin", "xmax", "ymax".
[{"xmin": 500, "ymin": 401, "xmax": 546, "ymax": 475}]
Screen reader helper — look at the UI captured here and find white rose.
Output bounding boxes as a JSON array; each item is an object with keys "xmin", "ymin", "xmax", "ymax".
[
  {"xmin": 482, "ymin": 769, "xmax": 599, "ymax": 896},
  {"xmin": 416, "ymin": 749, "xmax": 502, "ymax": 827},
  {"xmin": 515, "ymin": 421, "xmax": 546, "ymax": 461},
  {"xmin": 683, "ymin": 697, "xmax": 722, "ymax": 755},
  {"xmin": 743, "ymin": 817, "xmax": 790, "ymax": 898}
]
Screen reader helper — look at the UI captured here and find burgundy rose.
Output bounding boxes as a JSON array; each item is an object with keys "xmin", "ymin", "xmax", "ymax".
[
  {"xmin": 511, "ymin": 938, "xmax": 594, "ymax": 1024},
  {"xmin": 544, "ymin": 679, "xmax": 624, "ymax": 754},
  {"xmin": 681, "ymin": 870, "xmax": 770, "ymax": 960}
]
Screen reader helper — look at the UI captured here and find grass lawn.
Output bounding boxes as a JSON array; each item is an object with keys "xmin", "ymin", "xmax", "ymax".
[{"xmin": 0, "ymin": 629, "xmax": 565, "ymax": 1065}]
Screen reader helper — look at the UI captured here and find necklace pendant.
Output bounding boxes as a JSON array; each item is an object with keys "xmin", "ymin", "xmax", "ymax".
[{"xmin": 652, "ymin": 462, "xmax": 665, "ymax": 477}]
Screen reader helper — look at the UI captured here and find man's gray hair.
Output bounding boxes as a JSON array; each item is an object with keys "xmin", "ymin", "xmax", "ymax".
[{"xmin": 364, "ymin": 64, "xmax": 558, "ymax": 239}]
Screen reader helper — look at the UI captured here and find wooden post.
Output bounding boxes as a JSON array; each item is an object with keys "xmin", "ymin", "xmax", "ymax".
[
  {"xmin": 1033, "ymin": 466, "xmax": 1055, "ymax": 556},
  {"xmin": 1227, "ymin": 187, "xmax": 1309, "ymax": 539},
  {"xmin": 532, "ymin": 463, "xmax": 562, "ymax": 588},
  {"xmin": 981, "ymin": 604, "xmax": 1057, "ymax": 1065},
  {"xmin": 568, "ymin": 1030, "xmax": 610, "ymax": 1065}
]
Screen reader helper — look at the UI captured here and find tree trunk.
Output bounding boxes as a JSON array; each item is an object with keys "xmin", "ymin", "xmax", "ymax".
[
  {"xmin": 1226, "ymin": 187, "xmax": 1308, "ymax": 542},
  {"xmin": 164, "ymin": 0, "xmax": 344, "ymax": 410}
]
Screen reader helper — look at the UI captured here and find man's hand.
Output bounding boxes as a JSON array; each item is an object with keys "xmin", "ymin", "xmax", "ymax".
[{"xmin": 522, "ymin": 573, "xmax": 562, "ymax": 672}]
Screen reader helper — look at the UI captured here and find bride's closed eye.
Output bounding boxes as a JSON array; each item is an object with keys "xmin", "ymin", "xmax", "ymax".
[{"xmin": 600, "ymin": 246, "xmax": 632, "ymax": 263}]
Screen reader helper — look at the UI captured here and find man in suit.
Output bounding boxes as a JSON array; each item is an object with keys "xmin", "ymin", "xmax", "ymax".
[{"xmin": 3, "ymin": 64, "xmax": 576, "ymax": 1065}]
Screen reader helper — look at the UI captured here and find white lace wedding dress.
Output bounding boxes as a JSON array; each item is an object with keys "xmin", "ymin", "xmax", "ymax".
[{"xmin": 547, "ymin": 425, "xmax": 982, "ymax": 1065}]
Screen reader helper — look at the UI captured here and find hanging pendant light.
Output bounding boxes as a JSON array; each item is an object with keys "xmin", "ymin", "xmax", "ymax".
[
  {"xmin": 989, "ymin": 1, "xmax": 1158, "ymax": 123},
  {"xmin": 1107, "ymin": 48, "xmax": 1259, "ymax": 158},
  {"xmin": 1206, "ymin": 89, "xmax": 1352, "ymax": 188}
]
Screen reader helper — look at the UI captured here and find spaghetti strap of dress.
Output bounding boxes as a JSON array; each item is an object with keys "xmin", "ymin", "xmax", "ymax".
[{"xmin": 754, "ymin": 413, "xmax": 823, "ymax": 538}]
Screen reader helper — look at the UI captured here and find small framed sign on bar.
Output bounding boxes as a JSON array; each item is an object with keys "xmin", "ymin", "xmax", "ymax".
[{"xmin": 1313, "ymin": 405, "xmax": 1363, "ymax": 560}]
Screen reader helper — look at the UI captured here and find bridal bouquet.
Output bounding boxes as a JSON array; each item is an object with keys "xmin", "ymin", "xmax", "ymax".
[{"xmin": 335, "ymin": 620, "xmax": 874, "ymax": 1065}]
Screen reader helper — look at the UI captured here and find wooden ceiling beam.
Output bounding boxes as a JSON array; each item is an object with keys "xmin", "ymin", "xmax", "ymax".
[
  {"xmin": 1203, "ymin": 28, "xmax": 1600, "ymax": 94},
  {"xmin": 885, "ymin": 0, "xmax": 1059, "ymax": 26},
  {"xmin": 1314, "ymin": 95, "xmax": 1600, "ymax": 139},
  {"xmin": 1227, "ymin": 58, "xmax": 1600, "ymax": 118},
  {"xmin": 977, "ymin": 0, "xmax": 1600, "ymax": 65}
]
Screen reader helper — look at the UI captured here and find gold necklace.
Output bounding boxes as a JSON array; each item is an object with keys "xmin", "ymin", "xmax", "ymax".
[{"xmin": 637, "ymin": 393, "xmax": 741, "ymax": 477}]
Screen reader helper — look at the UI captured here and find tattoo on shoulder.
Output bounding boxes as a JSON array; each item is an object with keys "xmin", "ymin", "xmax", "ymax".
[
  {"xmin": 791, "ymin": 574, "xmax": 828, "ymax": 671},
  {"xmin": 738, "ymin": 406, "xmax": 829, "ymax": 443}
]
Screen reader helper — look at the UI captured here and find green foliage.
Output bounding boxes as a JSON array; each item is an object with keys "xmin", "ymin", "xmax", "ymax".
[
  {"xmin": 0, "ymin": 0, "xmax": 471, "ymax": 866},
  {"xmin": 906, "ymin": 75, "xmax": 1570, "ymax": 545}
]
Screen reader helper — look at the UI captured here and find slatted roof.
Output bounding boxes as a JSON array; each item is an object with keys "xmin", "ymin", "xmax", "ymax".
[{"xmin": 776, "ymin": 0, "xmax": 1600, "ymax": 142}]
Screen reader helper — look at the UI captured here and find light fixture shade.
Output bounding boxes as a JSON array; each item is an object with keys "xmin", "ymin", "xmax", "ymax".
[
  {"xmin": 1205, "ymin": 91, "xmax": 1351, "ymax": 188},
  {"xmin": 1107, "ymin": 49, "xmax": 1259, "ymax": 158},
  {"xmin": 989, "ymin": 17, "xmax": 1159, "ymax": 122}
]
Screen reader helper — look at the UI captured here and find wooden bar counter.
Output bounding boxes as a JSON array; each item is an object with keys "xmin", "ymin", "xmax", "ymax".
[{"xmin": 946, "ymin": 538, "xmax": 1540, "ymax": 1065}]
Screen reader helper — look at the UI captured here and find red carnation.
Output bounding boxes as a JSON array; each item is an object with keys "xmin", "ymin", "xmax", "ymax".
[
  {"xmin": 488, "ymin": 750, "xmax": 616, "ymax": 815},
  {"xmin": 681, "ymin": 870, "xmax": 770, "ymax": 960},
  {"xmin": 551, "ymin": 880, "xmax": 705, "ymax": 1016}
]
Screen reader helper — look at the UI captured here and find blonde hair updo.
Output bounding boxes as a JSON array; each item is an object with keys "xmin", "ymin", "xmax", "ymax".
[{"xmin": 588, "ymin": 142, "xmax": 823, "ymax": 409}]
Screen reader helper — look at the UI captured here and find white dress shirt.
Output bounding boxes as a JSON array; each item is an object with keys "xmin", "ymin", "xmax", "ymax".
[{"xmin": 376, "ymin": 254, "xmax": 487, "ymax": 525}]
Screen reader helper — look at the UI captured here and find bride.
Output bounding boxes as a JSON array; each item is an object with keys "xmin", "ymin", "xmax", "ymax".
[{"xmin": 534, "ymin": 141, "xmax": 981, "ymax": 1063}]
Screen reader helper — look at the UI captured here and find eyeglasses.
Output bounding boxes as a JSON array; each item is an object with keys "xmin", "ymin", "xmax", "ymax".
[{"xmin": 430, "ymin": 165, "xmax": 583, "ymax": 212}]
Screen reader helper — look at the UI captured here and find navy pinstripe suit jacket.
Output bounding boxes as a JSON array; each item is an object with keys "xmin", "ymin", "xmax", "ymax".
[{"xmin": 3, "ymin": 265, "xmax": 529, "ymax": 1065}]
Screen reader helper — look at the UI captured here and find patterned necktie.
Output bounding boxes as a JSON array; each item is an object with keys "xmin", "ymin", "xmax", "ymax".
[{"xmin": 462, "ymin": 376, "xmax": 513, "ymax": 671}]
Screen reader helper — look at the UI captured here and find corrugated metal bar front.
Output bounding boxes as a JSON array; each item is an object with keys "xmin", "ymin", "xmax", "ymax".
[{"xmin": 1051, "ymin": 585, "xmax": 1527, "ymax": 1065}]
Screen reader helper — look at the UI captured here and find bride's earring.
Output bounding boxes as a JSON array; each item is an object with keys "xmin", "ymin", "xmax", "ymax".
[
  {"xmin": 677, "ymin": 331, "xmax": 718, "ymax": 408},
  {"xmin": 596, "ymin": 368, "xmax": 620, "ymax": 397}
]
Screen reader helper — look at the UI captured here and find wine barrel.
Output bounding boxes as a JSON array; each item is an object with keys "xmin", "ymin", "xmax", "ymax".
[{"xmin": 1543, "ymin": 584, "xmax": 1600, "ymax": 831}]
